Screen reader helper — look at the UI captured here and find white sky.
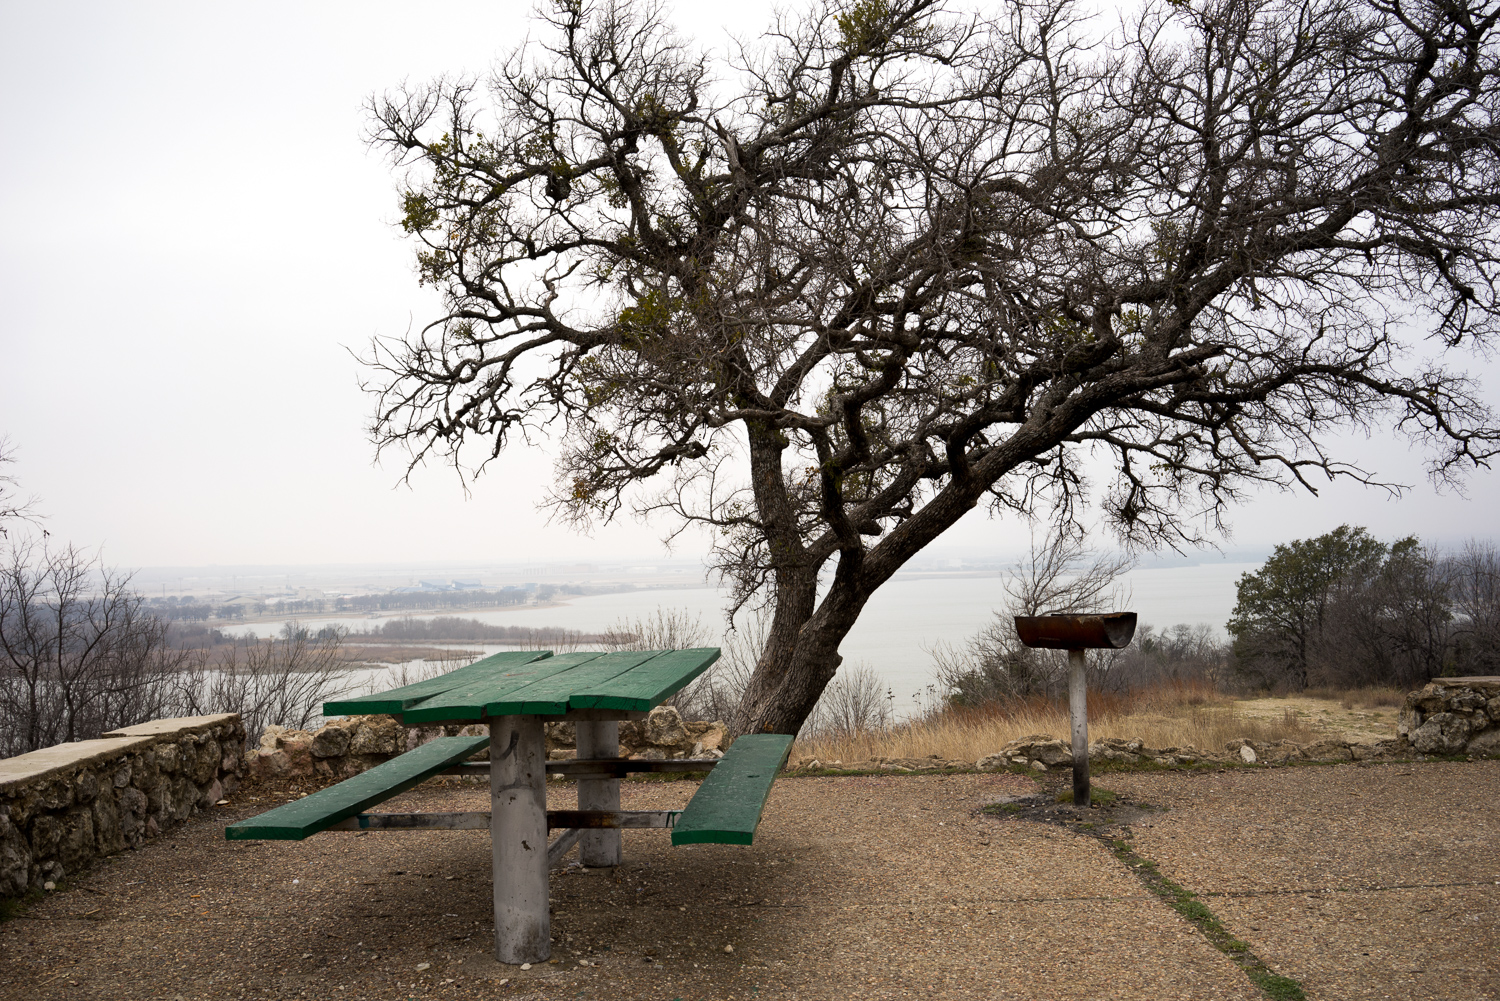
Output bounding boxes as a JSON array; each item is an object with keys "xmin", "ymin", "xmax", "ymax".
[{"xmin": 1, "ymin": 1, "xmax": 1496, "ymax": 572}]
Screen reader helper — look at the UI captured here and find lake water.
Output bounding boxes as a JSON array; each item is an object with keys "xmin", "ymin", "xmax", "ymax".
[{"xmin": 228, "ymin": 562, "xmax": 1253, "ymax": 714}]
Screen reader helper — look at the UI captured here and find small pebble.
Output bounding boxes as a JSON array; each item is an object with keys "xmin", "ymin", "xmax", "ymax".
[
  {"xmin": 724, "ymin": 944, "xmax": 734, "ymax": 953},
  {"xmin": 520, "ymin": 963, "xmax": 531, "ymax": 971},
  {"xmin": 43, "ymin": 881, "xmax": 55, "ymax": 891},
  {"xmin": 415, "ymin": 962, "xmax": 430, "ymax": 971}
]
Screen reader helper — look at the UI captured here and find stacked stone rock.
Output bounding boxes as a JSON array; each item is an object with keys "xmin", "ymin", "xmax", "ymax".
[
  {"xmin": 246, "ymin": 705, "xmax": 731, "ymax": 781},
  {"xmin": 970, "ymin": 733, "xmax": 1405, "ymax": 772},
  {"xmin": 961, "ymin": 679, "xmax": 1500, "ymax": 773},
  {"xmin": 0, "ymin": 714, "xmax": 245, "ymax": 900},
  {"xmin": 1397, "ymin": 677, "xmax": 1500, "ymax": 756}
]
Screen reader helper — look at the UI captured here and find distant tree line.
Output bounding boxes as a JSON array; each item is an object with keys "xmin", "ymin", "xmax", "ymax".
[
  {"xmin": 1228, "ymin": 527, "xmax": 1500, "ymax": 692},
  {"xmin": 347, "ymin": 615, "xmax": 606, "ymax": 647},
  {"xmin": 935, "ymin": 525, "xmax": 1500, "ymax": 707},
  {"xmin": 147, "ymin": 587, "xmax": 541, "ymax": 622}
]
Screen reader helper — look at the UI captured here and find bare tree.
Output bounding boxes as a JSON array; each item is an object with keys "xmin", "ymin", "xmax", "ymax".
[
  {"xmin": 1444, "ymin": 539, "xmax": 1500, "ymax": 674},
  {"xmin": 933, "ymin": 529, "xmax": 1132, "ymax": 701},
  {"xmin": 0, "ymin": 436, "xmax": 40, "ymax": 540},
  {"xmin": 366, "ymin": 0, "xmax": 1500, "ymax": 734}
]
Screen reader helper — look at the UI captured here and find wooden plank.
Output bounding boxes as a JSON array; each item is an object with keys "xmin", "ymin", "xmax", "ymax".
[
  {"xmin": 670, "ymin": 734, "xmax": 793, "ymax": 846},
  {"xmin": 441, "ymin": 758, "xmax": 720, "ymax": 778},
  {"xmin": 318, "ymin": 809, "xmax": 682, "ymax": 831},
  {"xmin": 485, "ymin": 651, "xmax": 660, "ymax": 716},
  {"xmin": 545, "ymin": 809, "xmax": 679, "ymax": 829},
  {"xmin": 327, "ymin": 812, "xmax": 491, "ymax": 831},
  {"xmin": 547, "ymin": 828, "xmax": 583, "ymax": 867},
  {"xmin": 568, "ymin": 647, "xmax": 721, "ymax": 712},
  {"xmin": 224, "ymin": 735, "xmax": 490, "ymax": 841},
  {"xmin": 400, "ymin": 652, "xmax": 603, "ymax": 724},
  {"xmin": 324, "ymin": 650, "xmax": 553, "ymax": 716}
]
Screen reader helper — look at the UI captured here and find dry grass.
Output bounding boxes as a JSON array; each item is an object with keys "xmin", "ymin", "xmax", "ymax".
[
  {"xmin": 795, "ymin": 681, "xmax": 1321, "ymax": 764},
  {"xmin": 1301, "ymin": 684, "xmax": 1407, "ymax": 709}
]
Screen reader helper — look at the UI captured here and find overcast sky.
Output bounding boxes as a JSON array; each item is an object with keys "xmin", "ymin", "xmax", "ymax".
[{"xmin": 2, "ymin": 1, "xmax": 1497, "ymax": 572}]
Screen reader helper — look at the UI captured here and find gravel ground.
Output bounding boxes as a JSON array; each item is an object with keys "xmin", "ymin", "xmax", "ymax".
[{"xmin": 1, "ymin": 761, "xmax": 1494, "ymax": 1000}]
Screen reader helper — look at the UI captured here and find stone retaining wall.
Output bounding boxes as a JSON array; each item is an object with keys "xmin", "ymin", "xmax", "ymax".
[
  {"xmin": 1398, "ymin": 676, "xmax": 1500, "ymax": 755},
  {"xmin": 0, "ymin": 714, "xmax": 245, "ymax": 899},
  {"xmin": 245, "ymin": 706, "xmax": 730, "ymax": 782}
]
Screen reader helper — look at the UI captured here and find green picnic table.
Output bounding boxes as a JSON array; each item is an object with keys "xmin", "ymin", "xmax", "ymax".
[{"xmin": 224, "ymin": 648, "xmax": 793, "ymax": 964}]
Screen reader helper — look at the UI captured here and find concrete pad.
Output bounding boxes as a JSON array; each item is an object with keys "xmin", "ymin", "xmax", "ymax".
[
  {"xmin": 3, "ymin": 764, "xmax": 1495, "ymax": 999},
  {"xmin": 1104, "ymin": 760, "xmax": 1500, "ymax": 1000}
]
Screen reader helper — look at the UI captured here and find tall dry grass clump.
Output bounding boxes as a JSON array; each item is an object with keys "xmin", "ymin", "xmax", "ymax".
[{"xmin": 794, "ymin": 680, "xmax": 1319, "ymax": 764}]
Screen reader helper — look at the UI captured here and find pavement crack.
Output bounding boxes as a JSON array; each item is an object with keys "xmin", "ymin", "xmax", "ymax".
[{"xmin": 1098, "ymin": 830, "xmax": 1307, "ymax": 1001}]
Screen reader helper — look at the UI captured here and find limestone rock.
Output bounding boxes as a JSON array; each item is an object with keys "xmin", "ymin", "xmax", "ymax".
[
  {"xmin": 310, "ymin": 726, "xmax": 352, "ymax": 759},
  {"xmin": 645, "ymin": 706, "xmax": 688, "ymax": 747},
  {"xmin": 348, "ymin": 717, "xmax": 401, "ymax": 756},
  {"xmin": 686, "ymin": 721, "xmax": 729, "ymax": 753},
  {"xmin": 1465, "ymin": 727, "xmax": 1500, "ymax": 757},
  {"xmin": 1239, "ymin": 744, "xmax": 1258, "ymax": 764},
  {"xmin": 1410, "ymin": 712, "xmax": 1472, "ymax": 754},
  {"xmin": 1397, "ymin": 705, "xmax": 1423, "ymax": 740},
  {"xmin": 1302, "ymin": 740, "xmax": 1353, "ymax": 762},
  {"xmin": 543, "ymin": 721, "xmax": 577, "ymax": 750}
]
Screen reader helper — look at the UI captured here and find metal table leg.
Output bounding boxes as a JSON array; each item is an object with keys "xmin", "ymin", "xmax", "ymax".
[
  {"xmin": 575, "ymin": 720, "xmax": 621, "ymax": 867},
  {"xmin": 489, "ymin": 715, "xmax": 550, "ymax": 963}
]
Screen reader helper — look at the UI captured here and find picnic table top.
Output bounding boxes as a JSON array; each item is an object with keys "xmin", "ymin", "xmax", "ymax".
[{"xmin": 325, "ymin": 647, "xmax": 721, "ymax": 725}]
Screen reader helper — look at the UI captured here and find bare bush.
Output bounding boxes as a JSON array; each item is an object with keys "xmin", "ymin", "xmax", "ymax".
[
  {"xmin": 172, "ymin": 623, "xmax": 352, "ymax": 742},
  {"xmin": 601, "ymin": 607, "xmax": 712, "ymax": 653},
  {"xmin": 802, "ymin": 663, "xmax": 893, "ymax": 741},
  {"xmin": 0, "ymin": 541, "xmax": 187, "ymax": 756},
  {"xmin": 1109, "ymin": 624, "xmax": 1233, "ymax": 692}
]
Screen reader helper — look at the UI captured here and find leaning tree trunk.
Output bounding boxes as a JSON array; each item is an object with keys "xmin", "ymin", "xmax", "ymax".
[{"xmin": 728, "ymin": 575, "xmax": 870, "ymax": 736}]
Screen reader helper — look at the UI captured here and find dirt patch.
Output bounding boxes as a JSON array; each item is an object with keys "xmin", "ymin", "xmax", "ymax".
[{"xmin": 978, "ymin": 784, "xmax": 1163, "ymax": 831}]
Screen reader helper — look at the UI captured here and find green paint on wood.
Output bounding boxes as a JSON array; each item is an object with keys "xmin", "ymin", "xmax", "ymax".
[
  {"xmin": 324, "ymin": 650, "xmax": 552, "ymax": 716},
  {"xmin": 224, "ymin": 735, "xmax": 490, "ymax": 841},
  {"xmin": 569, "ymin": 648, "xmax": 721, "ymax": 712},
  {"xmin": 398, "ymin": 652, "xmax": 604, "ymax": 724},
  {"xmin": 486, "ymin": 651, "xmax": 662, "ymax": 715},
  {"xmin": 671, "ymin": 733, "xmax": 793, "ymax": 846}
]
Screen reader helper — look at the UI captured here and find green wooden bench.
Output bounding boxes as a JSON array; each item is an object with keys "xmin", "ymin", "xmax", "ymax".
[
  {"xmin": 226, "ymin": 735, "xmax": 491, "ymax": 840},
  {"xmin": 672, "ymin": 733, "xmax": 794, "ymax": 845}
]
